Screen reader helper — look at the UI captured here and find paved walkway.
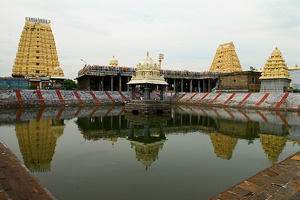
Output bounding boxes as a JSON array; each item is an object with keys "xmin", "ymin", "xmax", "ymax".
[
  {"xmin": 0, "ymin": 141, "xmax": 55, "ymax": 200},
  {"xmin": 210, "ymin": 151, "xmax": 300, "ymax": 200}
]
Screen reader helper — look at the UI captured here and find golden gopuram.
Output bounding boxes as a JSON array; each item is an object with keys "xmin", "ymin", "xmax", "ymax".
[
  {"xmin": 12, "ymin": 17, "xmax": 60, "ymax": 77},
  {"xmin": 209, "ymin": 42, "xmax": 242, "ymax": 73},
  {"xmin": 260, "ymin": 47, "xmax": 291, "ymax": 93}
]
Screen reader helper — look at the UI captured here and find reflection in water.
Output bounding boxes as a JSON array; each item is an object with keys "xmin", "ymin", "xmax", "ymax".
[
  {"xmin": 6, "ymin": 105, "xmax": 299, "ymax": 173},
  {"xmin": 73, "ymin": 107, "xmax": 299, "ymax": 164},
  {"xmin": 15, "ymin": 119, "xmax": 65, "ymax": 172},
  {"xmin": 126, "ymin": 114, "xmax": 168, "ymax": 170},
  {"xmin": 209, "ymin": 133, "xmax": 238, "ymax": 160},
  {"xmin": 260, "ymin": 134, "xmax": 288, "ymax": 163}
]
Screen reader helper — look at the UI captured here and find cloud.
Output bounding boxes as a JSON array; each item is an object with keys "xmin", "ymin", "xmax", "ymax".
[{"xmin": 0, "ymin": 0, "xmax": 299, "ymax": 79}]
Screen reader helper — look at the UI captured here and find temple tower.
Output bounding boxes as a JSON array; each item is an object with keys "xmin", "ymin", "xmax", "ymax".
[
  {"xmin": 209, "ymin": 42, "xmax": 242, "ymax": 73},
  {"xmin": 260, "ymin": 47, "xmax": 291, "ymax": 93},
  {"xmin": 12, "ymin": 17, "xmax": 60, "ymax": 77}
]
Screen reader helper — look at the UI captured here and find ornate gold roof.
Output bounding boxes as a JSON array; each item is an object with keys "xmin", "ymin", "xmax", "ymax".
[
  {"xmin": 260, "ymin": 47, "xmax": 291, "ymax": 80},
  {"xmin": 209, "ymin": 42, "xmax": 242, "ymax": 73},
  {"xmin": 12, "ymin": 17, "xmax": 60, "ymax": 76},
  {"xmin": 51, "ymin": 66, "xmax": 65, "ymax": 79},
  {"xmin": 109, "ymin": 55, "xmax": 118, "ymax": 67},
  {"xmin": 128, "ymin": 52, "xmax": 168, "ymax": 85}
]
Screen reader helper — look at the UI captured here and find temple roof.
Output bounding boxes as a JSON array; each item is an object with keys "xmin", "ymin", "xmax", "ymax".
[
  {"xmin": 51, "ymin": 66, "xmax": 65, "ymax": 79},
  {"xmin": 260, "ymin": 47, "xmax": 291, "ymax": 80},
  {"xmin": 109, "ymin": 56, "xmax": 118, "ymax": 67},
  {"xmin": 127, "ymin": 52, "xmax": 168, "ymax": 85}
]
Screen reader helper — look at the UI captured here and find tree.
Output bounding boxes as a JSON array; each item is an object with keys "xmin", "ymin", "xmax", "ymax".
[{"xmin": 64, "ymin": 79, "xmax": 77, "ymax": 90}]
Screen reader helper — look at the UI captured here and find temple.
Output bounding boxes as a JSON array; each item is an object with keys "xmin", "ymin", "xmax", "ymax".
[
  {"xmin": 11, "ymin": 17, "xmax": 64, "ymax": 89},
  {"xmin": 77, "ymin": 55, "xmax": 219, "ymax": 93},
  {"xmin": 260, "ymin": 47, "xmax": 291, "ymax": 93},
  {"xmin": 125, "ymin": 52, "xmax": 171, "ymax": 114},
  {"xmin": 209, "ymin": 42, "xmax": 242, "ymax": 73}
]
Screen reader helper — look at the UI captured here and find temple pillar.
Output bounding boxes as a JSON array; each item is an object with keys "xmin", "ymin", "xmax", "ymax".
[
  {"xmin": 111, "ymin": 76, "xmax": 113, "ymax": 91},
  {"xmin": 203, "ymin": 80, "xmax": 207, "ymax": 93},
  {"xmin": 127, "ymin": 77, "xmax": 130, "ymax": 91},
  {"xmin": 129, "ymin": 85, "xmax": 135, "ymax": 100},
  {"xmin": 165, "ymin": 79, "xmax": 168, "ymax": 91},
  {"xmin": 101, "ymin": 77, "xmax": 104, "ymax": 91},
  {"xmin": 173, "ymin": 79, "xmax": 176, "ymax": 92},
  {"xmin": 208, "ymin": 79, "xmax": 211, "ymax": 92},
  {"xmin": 190, "ymin": 79, "xmax": 193, "ymax": 92},
  {"xmin": 181, "ymin": 79, "xmax": 183, "ymax": 92},
  {"xmin": 198, "ymin": 80, "xmax": 200, "ymax": 93},
  {"xmin": 119, "ymin": 76, "xmax": 121, "ymax": 91},
  {"xmin": 144, "ymin": 83, "xmax": 150, "ymax": 101},
  {"xmin": 98, "ymin": 77, "xmax": 101, "ymax": 91},
  {"xmin": 160, "ymin": 85, "xmax": 165, "ymax": 101}
]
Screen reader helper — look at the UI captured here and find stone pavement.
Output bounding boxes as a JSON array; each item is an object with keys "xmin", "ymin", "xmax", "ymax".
[
  {"xmin": 210, "ymin": 151, "xmax": 300, "ymax": 200},
  {"xmin": 0, "ymin": 141, "xmax": 55, "ymax": 200}
]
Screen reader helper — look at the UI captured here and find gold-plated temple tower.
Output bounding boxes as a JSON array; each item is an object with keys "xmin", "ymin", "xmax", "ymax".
[
  {"xmin": 260, "ymin": 47, "xmax": 291, "ymax": 80},
  {"xmin": 259, "ymin": 47, "xmax": 291, "ymax": 93},
  {"xmin": 12, "ymin": 17, "xmax": 60, "ymax": 77},
  {"xmin": 209, "ymin": 42, "xmax": 242, "ymax": 72}
]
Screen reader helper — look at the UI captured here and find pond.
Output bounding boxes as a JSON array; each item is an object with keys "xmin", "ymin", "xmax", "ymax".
[{"xmin": 0, "ymin": 105, "xmax": 299, "ymax": 200}]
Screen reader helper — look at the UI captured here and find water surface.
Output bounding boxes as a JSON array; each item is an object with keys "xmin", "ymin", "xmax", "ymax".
[{"xmin": 0, "ymin": 105, "xmax": 299, "ymax": 199}]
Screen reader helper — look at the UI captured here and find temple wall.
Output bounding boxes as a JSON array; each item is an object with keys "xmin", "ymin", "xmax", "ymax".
[
  {"xmin": 0, "ymin": 78, "xmax": 29, "ymax": 90},
  {"xmin": 0, "ymin": 90, "xmax": 299, "ymax": 111},
  {"xmin": 172, "ymin": 92, "xmax": 300, "ymax": 111}
]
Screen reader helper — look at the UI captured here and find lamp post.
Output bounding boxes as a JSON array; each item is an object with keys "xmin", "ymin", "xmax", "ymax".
[
  {"xmin": 80, "ymin": 59, "xmax": 87, "ymax": 65},
  {"xmin": 158, "ymin": 54, "xmax": 164, "ymax": 70}
]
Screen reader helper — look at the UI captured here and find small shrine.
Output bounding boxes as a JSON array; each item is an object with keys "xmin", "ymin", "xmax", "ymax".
[
  {"xmin": 109, "ymin": 55, "xmax": 118, "ymax": 67},
  {"xmin": 260, "ymin": 47, "xmax": 291, "ymax": 93},
  {"xmin": 50, "ymin": 66, "xmax": 65, "ymax": 89},
  {"xmin": 125, "ymin": 52, "xmax": 170, "ymax": 114}
]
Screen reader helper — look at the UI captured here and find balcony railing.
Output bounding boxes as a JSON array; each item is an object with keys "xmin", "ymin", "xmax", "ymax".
[{"xmin": 78, "ymin": 65, "xmax": 222, "ymax": 78}]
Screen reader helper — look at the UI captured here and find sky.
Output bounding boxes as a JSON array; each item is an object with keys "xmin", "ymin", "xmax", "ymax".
[{"xmin": 0, "ymin": 0, "xmax": 299, "ymax": 79}]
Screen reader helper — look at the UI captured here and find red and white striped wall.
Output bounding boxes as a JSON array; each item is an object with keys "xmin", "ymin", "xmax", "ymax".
[
  {"xmin": 0, "ymin": 90, "xmax": 130, "ymax": 107},
  {"xmin": 173, "ymin": 92, "xmax": 300, "ymax": 111}
]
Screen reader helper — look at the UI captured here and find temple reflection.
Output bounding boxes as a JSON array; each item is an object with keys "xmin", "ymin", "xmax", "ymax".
[
  {"xmin": 15, "ymin": 119, "xmax": 65, "ymax": 172},
  {"xmin": 209, "ymin": 133, "xmax": 238, "ymax": 160},
  {"xmin": 126, "ymin": 113, "xmax": 168, "ymax": 170}
]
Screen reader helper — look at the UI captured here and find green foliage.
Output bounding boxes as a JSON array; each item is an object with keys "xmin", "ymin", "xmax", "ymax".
[
  {"xmin": 294, "ymin": 89, "xmax": 300, "ymax": 93},
  {"xmin": 250, "ymin": 66, "xmax": 256, "ymax": 71},
  {"xmin": 30, "ymin": 85, "xmax": 37, "ymax": 89},
  {"xmin": 64, "ymin": 79, "xmax": 77, "ymax": 90}
]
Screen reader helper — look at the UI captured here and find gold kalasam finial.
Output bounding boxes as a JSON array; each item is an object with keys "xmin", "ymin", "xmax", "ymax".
[
  {"xmin": 276, "ymin": 47, "xmax": 278, "ymax": 50},
  {"xmin": 147, "ymin": 52, "xmax": 149, "ymax": 56},
  {"xmin": 113, "ymin": 55, "xmax": 115, "ymax": 58}
]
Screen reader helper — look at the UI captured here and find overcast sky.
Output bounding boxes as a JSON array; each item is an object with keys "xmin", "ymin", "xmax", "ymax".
[{"xmin": 1, "ymin": 0, "xmax": 299, "ymax": 79}]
